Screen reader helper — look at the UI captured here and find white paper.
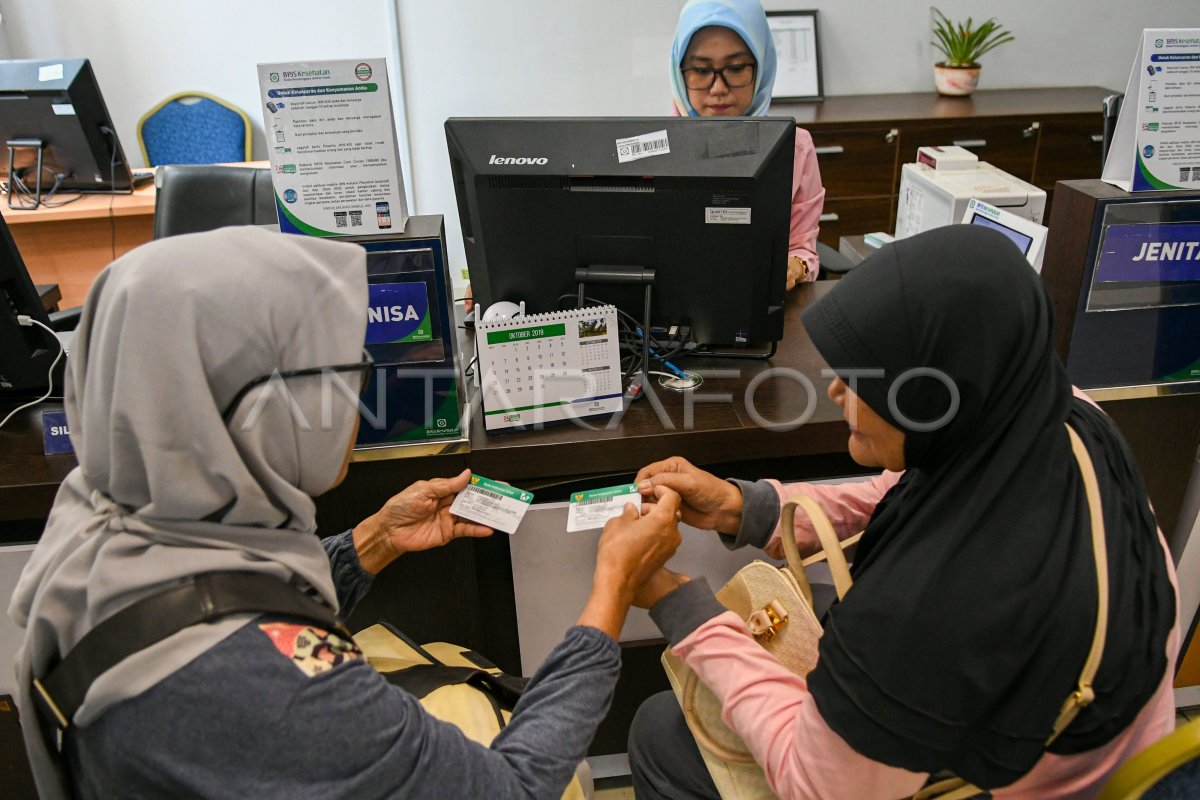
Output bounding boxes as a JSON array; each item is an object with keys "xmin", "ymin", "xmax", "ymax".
[
  {"xmin": 38, "ymin": 63, "xmax": 63, "ymax": 82},
  {"xmin": 768, "ymin": 15, "xmax": 820, "ymax": 99}
]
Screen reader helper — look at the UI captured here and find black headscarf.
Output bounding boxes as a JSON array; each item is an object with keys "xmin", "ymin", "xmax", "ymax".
[{"xmin": 802, "ymin": 226, "xmax": 1175, "ymax": 788}]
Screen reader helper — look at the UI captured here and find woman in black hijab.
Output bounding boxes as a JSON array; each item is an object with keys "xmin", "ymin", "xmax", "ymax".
[{"xmin": 627, "ymin": 225, "xmax": 1179, "ymax": 799}]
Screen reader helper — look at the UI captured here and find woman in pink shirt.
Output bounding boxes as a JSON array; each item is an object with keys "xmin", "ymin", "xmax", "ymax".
[
  {"xmin": 627, "ymin": 225, "xmax": 1179, "ymax": 799},
  {"xmin": 670, "ymin": 0, "xmax": 825, "ymax": 287}
]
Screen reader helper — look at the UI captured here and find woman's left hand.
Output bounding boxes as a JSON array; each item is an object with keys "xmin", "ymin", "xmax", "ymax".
[{"xmin": 352, "ymin": 469, "xmax": 493, "ymax": 574}]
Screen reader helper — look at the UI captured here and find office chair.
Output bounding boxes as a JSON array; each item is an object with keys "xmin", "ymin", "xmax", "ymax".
[
  {"xmin": 137, "ymin": 92, "xmax": 251, "ymax": 167},
  {"xmin": 153, "ymin": 164, "xmax": 278, "ymax": 239},
  {"xmin": 817, "ymin": 241, "xmax": 856, "ymax": 278},
  {"xmin": 1096, "ymin": 717, "xmax": 1200, "ymax": 800}
]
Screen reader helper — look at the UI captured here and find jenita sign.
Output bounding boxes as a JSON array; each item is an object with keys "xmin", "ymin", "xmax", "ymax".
[
  {"xmin": 256, "ymin": 59, "xmax": 408, "ymax": 237},
  {"xmin": 1095, "ymin": 223, "xmax": 1200, "ymax": 284},
  {"xmin": 1103, "ymin": 29, "xmax": 1200, "ymax": 192},
  {"xmin": 1087, "ymin": 221, "xmax": 1200, "ymax": 313}
]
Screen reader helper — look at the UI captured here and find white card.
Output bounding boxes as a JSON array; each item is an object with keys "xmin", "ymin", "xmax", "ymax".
[
  {"xmin": 449, "ymin": 474, "xmax": 534, "ymax": 535},
  {"xmin": 566, "ymin": 484, "xmax": 642, "ymax": 533}
]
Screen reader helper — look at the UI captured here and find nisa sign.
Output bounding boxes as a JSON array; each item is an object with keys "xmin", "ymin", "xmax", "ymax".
[{"xmin": 365, "ymin": 282, "xmax": 433, "ymax": 344}]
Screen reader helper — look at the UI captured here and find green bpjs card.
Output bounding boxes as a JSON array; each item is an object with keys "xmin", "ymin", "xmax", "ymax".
[
  {"xmin": 449, "ymin": 474, "xmax": 534, "ymax": 535},
  {"xmin": 566, "ymin": 483, "xmax": 641, "ymax": 532}
]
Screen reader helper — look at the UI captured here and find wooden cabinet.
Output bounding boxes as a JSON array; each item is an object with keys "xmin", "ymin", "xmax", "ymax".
[{"xmin": 773, "ymin": 87, "xmax": 1113, "ymax": 246}]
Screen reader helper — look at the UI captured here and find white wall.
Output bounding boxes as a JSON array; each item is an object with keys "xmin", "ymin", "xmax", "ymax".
[{"xmin": 2, "ymin": 0, "xmax": 1197, "ymax": 283}]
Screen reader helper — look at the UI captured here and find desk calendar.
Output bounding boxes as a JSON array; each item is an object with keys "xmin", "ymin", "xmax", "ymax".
[{"xmin": 476, "ymin": 306, "xmax": 624, "ymax": 432}]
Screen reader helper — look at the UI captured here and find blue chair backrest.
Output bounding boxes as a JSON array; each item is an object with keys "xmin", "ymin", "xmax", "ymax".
[{"xmin": 141, "ymin": 97, "xmax": 246, "ymax": 166}]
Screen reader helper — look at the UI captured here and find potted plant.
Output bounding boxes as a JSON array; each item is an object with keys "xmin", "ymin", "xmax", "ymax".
[{"xmin": 930, "ymin": 8, "xmax": 1015, "ymax": 96}]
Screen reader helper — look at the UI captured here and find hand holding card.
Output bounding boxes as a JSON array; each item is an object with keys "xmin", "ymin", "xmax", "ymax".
[{"xmin": 352, "ymin": 469, "xmax": 494, "ymax": 574}]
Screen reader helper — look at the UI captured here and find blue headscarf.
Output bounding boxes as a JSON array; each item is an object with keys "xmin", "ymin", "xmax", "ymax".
[{"xmin": 669, "ymin": 0, "xmax": 777, "ymax": 117}]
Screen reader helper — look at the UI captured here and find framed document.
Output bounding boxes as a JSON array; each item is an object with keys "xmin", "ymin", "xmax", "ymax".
[{"xmin": 766, "ymin": 10, "xmax": 823, "ymax": 101}]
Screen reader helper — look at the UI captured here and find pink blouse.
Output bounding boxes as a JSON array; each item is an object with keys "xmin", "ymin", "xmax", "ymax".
[
  {"xmin": 789, "ymin": 128, "xmax": 825, "ymax": 282},
  {"xmin": 674, "ymin": 396, "xmax": 1180, "ymax": 798}
]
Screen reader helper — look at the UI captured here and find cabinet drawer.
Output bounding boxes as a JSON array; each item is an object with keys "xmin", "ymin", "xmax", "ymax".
[
  {"xmin": 807, "ymin": 127, "xmax": 899, "ymax": 198},
  {"xmin": 897, "ymin": 120, "xmax": 1038, "ymax": 183},
  {"xmin": 1033, "ymin": 118, "xmax": 1105, "ymax": 189},
  {"xmin": 816, "ymin": 196, "xmax": 892, "ymax": 247}
]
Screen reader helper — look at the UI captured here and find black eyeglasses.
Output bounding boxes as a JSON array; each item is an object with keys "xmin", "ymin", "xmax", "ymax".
[
  {"xmin": 681, "ymin": 62, "xmax": 757, "ymax": 90},
  {"xmin": 221, "ymin": 349, "xmax": 375, "ymax": 423}
]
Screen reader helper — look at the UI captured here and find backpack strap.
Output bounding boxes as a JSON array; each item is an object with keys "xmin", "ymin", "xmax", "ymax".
[{"xmin": 32, "ymin": 571, "xmax": 345, "ymax": 738}]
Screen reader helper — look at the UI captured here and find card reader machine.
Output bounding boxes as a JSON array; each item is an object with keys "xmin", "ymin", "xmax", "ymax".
[{"xmin": 349, "ymin": 215, "xmax": 467, "ymax": 451}]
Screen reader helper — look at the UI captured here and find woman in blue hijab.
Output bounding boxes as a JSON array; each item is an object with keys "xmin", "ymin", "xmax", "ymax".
[{"xmin": 670, "ymin": 0, "xmax": 826, "ymax": 285}]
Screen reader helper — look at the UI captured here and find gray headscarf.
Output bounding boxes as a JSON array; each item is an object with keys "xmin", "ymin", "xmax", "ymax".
[{"xmin": 9, "ymin": 226, "xmax": 368, "ymax": 799}]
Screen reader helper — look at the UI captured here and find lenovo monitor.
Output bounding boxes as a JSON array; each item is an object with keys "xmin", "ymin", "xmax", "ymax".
[
  {"xmin": 445, "ymin": 117, "xmax": 794, "ymax": 348},
  {"xmin": 0, "ymin": 58, "xmax": 138, "ymax": 201},
  {"xmin": 0, "ymin": 211, "xmax": 58, "ymax": 398}
]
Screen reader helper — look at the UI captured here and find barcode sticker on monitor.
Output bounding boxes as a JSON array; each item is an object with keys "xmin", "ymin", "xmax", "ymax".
[{"xmin": 616, "ymin": 130, "xmax": 671, "ymax": 164}]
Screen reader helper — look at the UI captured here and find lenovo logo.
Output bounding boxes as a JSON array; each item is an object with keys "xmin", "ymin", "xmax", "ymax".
[{"xmin": 489, "ymin": 155, "xmax": 549, "ymax": 165}]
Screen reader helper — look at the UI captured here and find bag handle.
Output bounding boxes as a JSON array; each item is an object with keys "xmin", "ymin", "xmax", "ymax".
[
  {"xmin": 681, "ymin": 495, "xmax": 855, "ymax": 763},
  {"xmin": 1048, "ymin": 423, "xmax": 1109, "ymax": 743},
  {"xmin": 682, "ymin": 669, "xmax": 758, "ymax": 763},
  {"xmin": 781, "ymin": 495, "xmax": 855, "ymax": 600}
]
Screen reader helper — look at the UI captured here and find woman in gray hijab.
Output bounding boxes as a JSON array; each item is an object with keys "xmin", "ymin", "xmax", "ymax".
[{"xmin": 10, "ymin": 226, "xmax": 683, "ymax": 799}]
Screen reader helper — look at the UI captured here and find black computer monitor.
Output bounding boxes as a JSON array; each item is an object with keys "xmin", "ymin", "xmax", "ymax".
[
  {"xmin": 0, "ymin": 211, "xmax": 57, "ymax": 397},
  {"xmin": 445, "ymin": 117, "xmax": 794, "ymax": 347},
  {"xmin": 0, "ymin": 58, "xmax": 137, "ymax": 199}
]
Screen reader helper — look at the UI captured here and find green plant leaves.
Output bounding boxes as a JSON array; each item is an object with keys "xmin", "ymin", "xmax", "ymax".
[{"xmin": 930, "ymin": 7, "xmax": 1015, "ymax": 67}]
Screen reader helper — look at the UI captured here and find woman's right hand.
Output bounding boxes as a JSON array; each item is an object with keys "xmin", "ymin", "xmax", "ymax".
[
  {"xmin": 576, "ymin": 486, "xmax": 683, "ymax": 639},
  {"xmin": 636, "ymin": 456, "xmax": 743, "ymax": 535}
]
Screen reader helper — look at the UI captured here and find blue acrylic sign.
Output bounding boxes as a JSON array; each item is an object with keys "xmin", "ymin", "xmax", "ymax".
[
  {"xmin": 42, "ymin": 410, "xmax": 74, "ymax": 455},
  {"xmin": 1095, "ymin": 223, "xmax": 1200, "ymax": 284},
  {"xmin": 365, "ymin": 282, "xmax": 432, "ymax": 344}
]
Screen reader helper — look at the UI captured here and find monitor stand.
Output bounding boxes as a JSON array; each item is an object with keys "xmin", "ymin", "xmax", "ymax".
[{"xmin": 5, "ymin": 139, "xmax": 47, "ymax": 210}]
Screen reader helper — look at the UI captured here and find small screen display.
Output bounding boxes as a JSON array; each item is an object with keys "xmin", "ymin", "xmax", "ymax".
[{"xmin": 968, "ymin": 213, "xmax": 1033, "ymax": 255}]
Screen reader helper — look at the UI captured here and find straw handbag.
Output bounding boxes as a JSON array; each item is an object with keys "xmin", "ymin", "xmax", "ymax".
[
  {"xmin": 662, "ymin": 424, "xmax": 1109, "ymax": 800},
  {"xmin": 662, "ymin": 493, "xmax": 857, "ymax": 800}
]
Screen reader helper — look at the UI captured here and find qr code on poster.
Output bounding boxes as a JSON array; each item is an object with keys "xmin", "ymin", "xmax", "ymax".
[
  {"xmin": 1192, "ymin": 167, "xmax": 1200, "ymax": 181},
  {"xmin": 334, "ymin": 212, "xmax": 348, "ymax": 228}
]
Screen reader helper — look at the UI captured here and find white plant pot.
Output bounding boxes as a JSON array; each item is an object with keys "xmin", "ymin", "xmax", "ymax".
[{"xmin": 934, "ymin": 63, "xmax": 981, "ymax": 96}]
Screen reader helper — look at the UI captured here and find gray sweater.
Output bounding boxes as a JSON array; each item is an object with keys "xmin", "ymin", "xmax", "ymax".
[{"xmin": 64, "ymin": 530, "xmax": 620, "ymax": 799}]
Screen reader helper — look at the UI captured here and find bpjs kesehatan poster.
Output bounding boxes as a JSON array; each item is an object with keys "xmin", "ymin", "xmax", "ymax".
[
  {"xmin": 257, "ymin": 59, "xmax": 409, "ymax": 236},
  {"xmin": 1103, "ymin": 29, "xmax": 1200, "ymax": 192}
]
